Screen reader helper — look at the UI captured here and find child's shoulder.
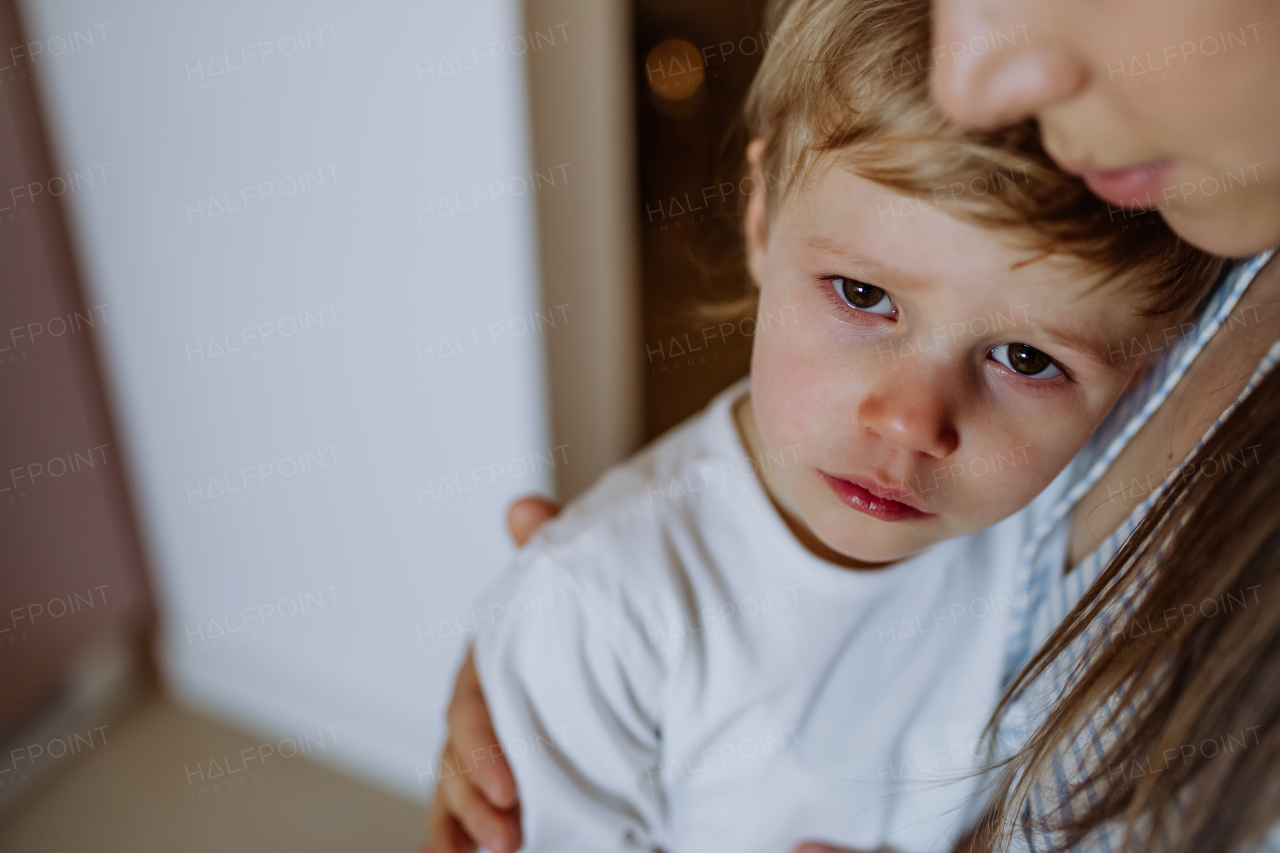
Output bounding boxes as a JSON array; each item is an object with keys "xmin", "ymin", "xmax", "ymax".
[{"xmin": 520, "ymin": 380, "xmax": 748, "ymax": 602}]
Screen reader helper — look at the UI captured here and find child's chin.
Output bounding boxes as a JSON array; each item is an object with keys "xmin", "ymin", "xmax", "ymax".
[{"xmin": 818, "ymin": 526, "xmax": 936, "ymax": 567}]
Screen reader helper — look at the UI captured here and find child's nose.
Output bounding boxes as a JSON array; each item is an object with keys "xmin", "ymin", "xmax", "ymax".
[
  {"xmin": 857, "ymin": 372, "xmax": 959, "ymax": 459},
  {"xmin": 930, "ymin": 0, "xmax": 1088, "ymax": 130}
]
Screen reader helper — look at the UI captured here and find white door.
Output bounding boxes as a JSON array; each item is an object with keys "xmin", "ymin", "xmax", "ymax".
[{"xmin": 20, "ymin": 0, "xmax": 554, "ymax": 799}]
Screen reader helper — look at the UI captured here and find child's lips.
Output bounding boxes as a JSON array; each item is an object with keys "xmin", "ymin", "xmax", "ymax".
[{"xmin": 818, "ymin": 471, "xmax": 933, "ymax": 522}]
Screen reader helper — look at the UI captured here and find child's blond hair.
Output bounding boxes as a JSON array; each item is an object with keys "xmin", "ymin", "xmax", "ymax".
[{"xmin": 743, "ymin": 0, "xmax": 1222, "ymax": 316}]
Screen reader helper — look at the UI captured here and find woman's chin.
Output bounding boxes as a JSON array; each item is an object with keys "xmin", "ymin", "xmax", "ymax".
[{"xmin": 1162, "ymin": 200, "xmax": 1280, "ymax": 258}]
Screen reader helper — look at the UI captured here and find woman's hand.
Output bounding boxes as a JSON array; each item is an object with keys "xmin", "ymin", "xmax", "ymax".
[
  {"xmin": 425, "ymin": 649, "xmax": 519, "ymax": 853},
  {"xmin": 423, "ymin": 495, "xmax": 561, "ymax": 853}
]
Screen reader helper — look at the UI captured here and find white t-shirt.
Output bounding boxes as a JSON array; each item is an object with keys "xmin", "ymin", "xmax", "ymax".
[{"xmin": 472, "ymin": 377, "xmax": 1030, "ymax": 853}]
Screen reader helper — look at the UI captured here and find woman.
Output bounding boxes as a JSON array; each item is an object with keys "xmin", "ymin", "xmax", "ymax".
[
  {"xmin": 928, "ymin": 1, "xmax": 1280, "ymax": 850},
  {"xmin": 426, "ymin": 1, "xmax": 1280, "ymax": 850}
]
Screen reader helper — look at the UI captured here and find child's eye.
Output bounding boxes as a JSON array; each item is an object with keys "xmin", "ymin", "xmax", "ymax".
[
  {"xmin": 831, "ymin": 277, "xmax": 896, "ymax": 317},
  {"xmin": 989, "ymin": 343, "xmax": 1064, "ymax": 380}
]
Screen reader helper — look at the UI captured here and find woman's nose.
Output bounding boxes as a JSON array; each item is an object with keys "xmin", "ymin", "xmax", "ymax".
[{"xmin": 931, "ymin": 0, "xmax": 1089, "ymax": 129}]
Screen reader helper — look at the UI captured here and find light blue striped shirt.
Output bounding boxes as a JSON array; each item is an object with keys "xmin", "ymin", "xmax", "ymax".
[{"xmin": 997, "ymin": 250, "xmax": 1278, "ymax": 852}]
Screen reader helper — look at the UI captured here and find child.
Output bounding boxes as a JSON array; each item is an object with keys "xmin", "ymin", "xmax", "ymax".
[{"xmin": 465, "ymin": 0, "xmax": 1223, "ymax": 850}]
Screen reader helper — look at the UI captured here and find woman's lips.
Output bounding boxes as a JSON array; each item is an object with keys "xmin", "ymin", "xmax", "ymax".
[
  {"xmin": 1076, "ymin": 159, "xmax": 1174, "ymax": 209},
  {"xmin": 818, "ymin": 472, "xmax": 932, "ymax": 522}
]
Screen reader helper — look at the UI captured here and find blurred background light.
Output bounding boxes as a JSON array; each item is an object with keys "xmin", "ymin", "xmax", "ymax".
[{"xmin": 646, "ymin": 37, "xmax": 705, "ymax": 101}]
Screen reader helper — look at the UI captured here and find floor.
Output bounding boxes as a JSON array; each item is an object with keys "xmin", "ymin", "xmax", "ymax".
[{"xmin": 0, "ymin": 695, "xmax": 427, "ymax": 853}]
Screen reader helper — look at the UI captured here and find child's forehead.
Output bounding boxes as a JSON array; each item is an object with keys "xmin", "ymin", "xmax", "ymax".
[
  {"xmin": 792, "ymin": 179, "xmax": 1057, "ymax": 278},
  {"xmin": 798, "ymin": 173, "xmax": 1141, "ymax": 290},
  {"xmin": 784, "ymin": 157, "xmax": 1166, "ymax": 326}
]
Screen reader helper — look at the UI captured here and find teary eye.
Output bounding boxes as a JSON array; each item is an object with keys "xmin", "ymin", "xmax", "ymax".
[
  {"xmin": 989, "ymin": 343, "xmax": 1063, "ymax": 379},
  {"xmin": 832, "ymin": 277, "xmax": 895, "ymax": 317}
]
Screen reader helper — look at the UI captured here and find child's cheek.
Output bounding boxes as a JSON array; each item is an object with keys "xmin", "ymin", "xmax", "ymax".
[
  {"xmin": 948, "ymin": 440, "xmax": 1068, "ymax": 532},
  {"xmin": 750, "ymin": 318, "xmax": 826, "ymax": 453}
]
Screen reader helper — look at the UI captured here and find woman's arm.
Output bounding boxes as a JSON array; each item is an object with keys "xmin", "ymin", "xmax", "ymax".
[{"xmin": 423, "ymin": 496, "xmax": 560, "ymax": 853}]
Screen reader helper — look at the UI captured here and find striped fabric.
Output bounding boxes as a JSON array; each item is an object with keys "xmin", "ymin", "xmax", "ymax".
[{"xmin": 994, "ymin": 250, "xmax": 1278, "ymax": 852}]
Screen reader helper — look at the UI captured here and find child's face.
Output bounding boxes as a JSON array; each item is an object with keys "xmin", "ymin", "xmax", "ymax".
[{"xmin": 744, "ymin": 153, "xmax": 1161, "ymax": 565}]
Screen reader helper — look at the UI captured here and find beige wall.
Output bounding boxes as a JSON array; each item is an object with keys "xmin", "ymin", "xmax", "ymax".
[{"xmin": 524, "ymin": 0, "xmax": 643, "ymax": 500}]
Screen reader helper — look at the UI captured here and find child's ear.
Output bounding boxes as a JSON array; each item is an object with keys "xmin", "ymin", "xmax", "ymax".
[{"xmin": 744, "ymin": 138, "xmax": 768, "ymax": 287}]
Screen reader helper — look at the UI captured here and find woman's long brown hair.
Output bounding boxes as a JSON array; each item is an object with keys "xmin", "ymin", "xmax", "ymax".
[{"xmin": 982, "ymin": 356, "xmax": 1280, "ymax": 852}]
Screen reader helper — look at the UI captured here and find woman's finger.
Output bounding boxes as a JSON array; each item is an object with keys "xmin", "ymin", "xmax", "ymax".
[
  {"xmin": 507, "ymin": 494, "xmax": 560, "ymax": 546},
  {"xmin": 423, "ymin": 798, "xmax": 476, "ymax": 853},
  {"xmin": 434, "ymin": 753, "xmax": 522, "ymax": 853},
  {"xmin": 445, "ymin": 650, "xmax": 518, "ymax": 808}
]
